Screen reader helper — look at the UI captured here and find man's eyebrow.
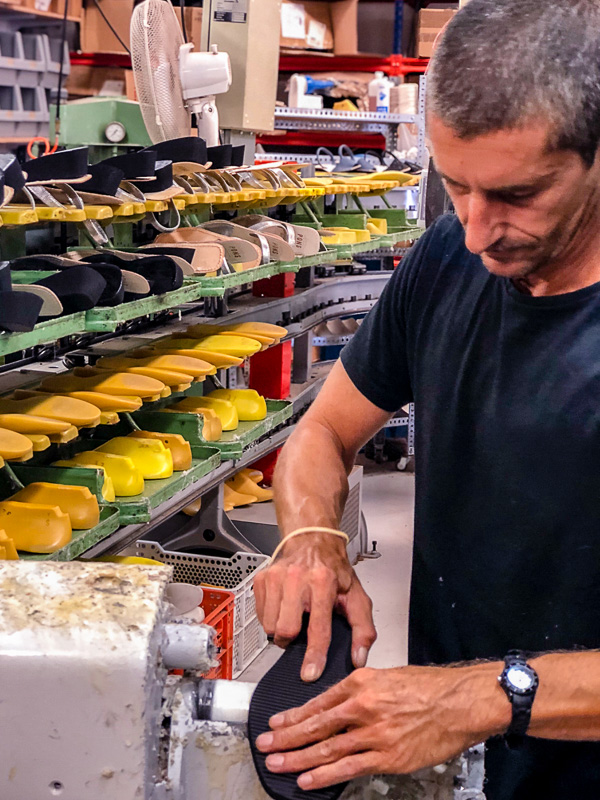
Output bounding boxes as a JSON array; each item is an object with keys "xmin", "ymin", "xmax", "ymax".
[{"xmin": 438, "ymin": 170, "xmax": 558, "ymax": 193}]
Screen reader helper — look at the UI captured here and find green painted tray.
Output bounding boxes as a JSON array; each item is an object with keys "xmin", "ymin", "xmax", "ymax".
[
  {"xmin": 113, "ymin": 448, "xmax": 221, "ymax": 524},
  {"xmin": 133, "ymin": 399, "xmax": 293, "ymax": 461},
  {"xmin": 11, "ymin": 463, "xmax": 108, "ymax": 503},
  {"xmin": 214, "ymin": 400, "xmax": 293, "ymax": 458},
  {"xmin": 280, "ymin": 249, "xmax": 336, "ymax": 273},
  {"xmin": 13, "ymin": 446, "xmax": 221, "ymax": 524},
  {"xmin": 21, "ymin": 504, "xmax": 121, "ymax": 562},
  {"xmin": 390, "ymin": 226, "xmax": 425, "ymax": 242},
  {"xmin": 190, "ymin": 261, "xmax": 291, "ymax": 296},
  {"xmin": 84, "ymin": 280, "xmax": 207, "ymax": 332},
  {"xmin": 0, "ymin": 312, "xmax": 87, "ymax": 358}
]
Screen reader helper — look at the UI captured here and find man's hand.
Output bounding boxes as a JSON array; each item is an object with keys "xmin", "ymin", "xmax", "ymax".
[
  {"xmin": 256, "ymin": 663, "xmax": 510, "ymax": 790},
  {"xmin": 253, "ymin": 532, "xmax": 376, "ymax": 681}
]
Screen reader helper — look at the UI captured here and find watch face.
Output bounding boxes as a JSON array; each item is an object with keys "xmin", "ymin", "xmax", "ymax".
[{"xmin": 506, "ymin": 665, "xmax": 536, "ymax": 694}]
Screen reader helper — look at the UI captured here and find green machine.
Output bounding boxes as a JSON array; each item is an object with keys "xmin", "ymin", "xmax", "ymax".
[{"xmin": 50, "ymin": 97, "xmax": 153, "ymax": 162}]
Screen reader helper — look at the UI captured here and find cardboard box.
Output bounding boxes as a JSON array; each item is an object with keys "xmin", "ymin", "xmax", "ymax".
[
  {"xmin": 81, "ymin": 0, "xmax": 201, "ymax": 55},
  {"xmin": 417, "ymin": 8, "xmax": 457, "ymax": 57},
  {"xmin": 280, "ymin": 0, "xmax": 358, "ymax": 55},
  {"xmin": 67, "ymin": 63, "xmax": 130, "ymax": 96},
  {"xmin": 22, "ymin": 0, "xmax": 83, "ymax": 18}
]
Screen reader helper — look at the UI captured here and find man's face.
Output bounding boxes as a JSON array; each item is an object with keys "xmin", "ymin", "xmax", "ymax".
[{"xmin": 428, "ymin": 114, "xmax": 600, "ymax": 280}]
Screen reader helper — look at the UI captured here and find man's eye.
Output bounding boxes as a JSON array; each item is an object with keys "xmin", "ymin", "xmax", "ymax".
[{"xmin": 498, "ymin": 190, "xmax": 538, "ymax": 203}]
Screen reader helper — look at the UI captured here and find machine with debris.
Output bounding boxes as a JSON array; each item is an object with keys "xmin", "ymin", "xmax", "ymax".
[{"xmin": 0, "ymin": 561, "xmax": 485, "ymax": 799}]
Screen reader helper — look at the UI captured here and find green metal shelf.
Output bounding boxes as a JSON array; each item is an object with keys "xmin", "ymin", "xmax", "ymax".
[
  {"xmin": 84, "ymin": 280, "xmax": 208, "ymax": 332},
  {"xmin": 0, "ymin": 312, "xmax": 87, "ymax": 358},
  {"xmin": 113, "ymin": 448, "xmax": 221, "ymax": 524},
  {"xmin": 132, "ymin": 399, "xmax": 293, "ymax": 461}
]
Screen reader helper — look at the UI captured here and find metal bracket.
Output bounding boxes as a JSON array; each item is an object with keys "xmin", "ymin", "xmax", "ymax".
[{"xmin": 139, "ymin": 483, "xmax": 261, "ymax": 556}]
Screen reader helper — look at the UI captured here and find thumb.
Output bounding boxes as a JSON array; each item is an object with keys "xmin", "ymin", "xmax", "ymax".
[{"xmin": 337, "ymin": 577, "xmax": 376, "ymax": 668}]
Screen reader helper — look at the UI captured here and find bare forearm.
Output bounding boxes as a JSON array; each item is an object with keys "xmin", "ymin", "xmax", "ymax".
[
  {"xmin": 273, "ymin": 418, "xmax": 355, "ymax": 537},
  {"xmin": 458, "ymin": 652, "xmax": 600, "ymax": 744}
]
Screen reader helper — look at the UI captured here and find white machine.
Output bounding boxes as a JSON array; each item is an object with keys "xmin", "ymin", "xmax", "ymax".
[
  {"xmin": 131, "ymin": 0, "xmax": 232, "ymax": 146},
  {"xmin": 0, "ymin": 560, "xmax": 485, "ymax": 800}
]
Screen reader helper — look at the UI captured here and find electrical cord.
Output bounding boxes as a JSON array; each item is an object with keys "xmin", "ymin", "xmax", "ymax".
[
  {"xmin": 180, "ymin": 0, "xmax": 188, "ymax": 43},
  {"xmin": 91, "ymin": 0, "xmax": 131, "ymax": 55},
  {"xmin": 55, "ymin": 0, "xmax": 69, "ymax": 126}
]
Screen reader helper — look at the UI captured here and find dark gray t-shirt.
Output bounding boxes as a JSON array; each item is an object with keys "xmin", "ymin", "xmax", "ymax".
[{"xmin": 341, "ymin": 213, "xmax": 600, "ymax": 799}]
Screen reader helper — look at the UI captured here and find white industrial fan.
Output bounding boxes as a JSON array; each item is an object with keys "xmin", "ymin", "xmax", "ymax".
[{"xmin": 130, "ymin": 0, "xmax": 232, "ymax": 146}]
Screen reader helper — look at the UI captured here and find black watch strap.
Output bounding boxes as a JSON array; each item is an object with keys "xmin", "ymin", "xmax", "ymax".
[
  {"xmin": 499, "ymin": 651, "xmax": 539, "ymax": 748},
  {"xmin": 508, "ymin": 691, "xmax": 533, "ymax": 738}
]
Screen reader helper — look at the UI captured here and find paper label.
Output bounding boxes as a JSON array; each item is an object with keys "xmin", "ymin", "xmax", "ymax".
[
  {"xmin": 306, "ymin": 19, "xmax": 326, "ymax": 49},
  {"xmin": 34, "ymin": 0, "xmax": 52, "ymax": 10},
  {"xmin": 99, "ymin": 80, "xmax": 125, "ymax": 97},
  {"xmin": 214, "ymin": 0, "xmax": 248, "ymax": 23},
  {"xmin": 281, "ymin": 2, "xmax": 306, "ymax": 40}
]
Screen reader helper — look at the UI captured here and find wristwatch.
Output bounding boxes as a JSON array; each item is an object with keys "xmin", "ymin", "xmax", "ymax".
[{"xmin": 498, "ymin": 650, "xmax": 539, "ymax": 747}]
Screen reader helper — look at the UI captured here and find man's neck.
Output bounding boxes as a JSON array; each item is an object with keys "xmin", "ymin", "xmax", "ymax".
[{"xmin": 513, "ymin": 191, "xmax": 600, "ymax": 297}]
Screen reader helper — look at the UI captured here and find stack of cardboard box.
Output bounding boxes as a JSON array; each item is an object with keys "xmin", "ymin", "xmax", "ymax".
[{"xmin": 279, "ymin": 0, "xmax": 358, "ymax": 55}]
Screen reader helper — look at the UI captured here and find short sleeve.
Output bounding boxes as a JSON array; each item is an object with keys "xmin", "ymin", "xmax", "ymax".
[{"xmin": 340, "ymin": 219, "xmax": 448, "ymax": 413}]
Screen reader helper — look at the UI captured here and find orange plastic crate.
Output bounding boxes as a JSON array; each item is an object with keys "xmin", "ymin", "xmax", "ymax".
[{"xmin": 201, "ymin": 587, "xmax": 235, "ymax": 680}]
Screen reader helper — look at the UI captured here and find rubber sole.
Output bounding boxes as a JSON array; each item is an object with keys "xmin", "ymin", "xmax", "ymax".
[{"xmin": 248, "ymin": 614, "xmax": 354, "ymax": 800}]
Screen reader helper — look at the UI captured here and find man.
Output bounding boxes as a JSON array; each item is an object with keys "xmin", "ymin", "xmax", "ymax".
[{"xmin": 253, "ymin": 1, "xmax": 600, "ymax": 798}]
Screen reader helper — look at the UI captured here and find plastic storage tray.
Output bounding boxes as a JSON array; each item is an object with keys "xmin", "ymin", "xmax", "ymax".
[{"xmin": 136, "ymin": 543, "xmax": 269, "ymax": 677}]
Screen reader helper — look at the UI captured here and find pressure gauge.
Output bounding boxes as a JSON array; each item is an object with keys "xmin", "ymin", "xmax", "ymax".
[{"xmin": 104, "ymin": 121, "xmax": 126, "ymax": 143}]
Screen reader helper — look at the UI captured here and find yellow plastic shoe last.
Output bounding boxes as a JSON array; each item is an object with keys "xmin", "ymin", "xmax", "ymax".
[
  {"xmin": 92, "ymin": 555, "xmax": 164, "ymax": 566},
  {"xmin": 0, "ymin": 414, "xmax": 77, "ymax": 437},
  {"xmin": 150, "ymin": 341, "xmax": 243, "ymax": 368},
  {"xmin": 185, "ymin": 322, "xmax": 287, "ymax": 346},
  {"xmin": 325, "ymin": 227, "xmax": 371, "ymax": 243},
  {"xmin": 97, "ymin": 354, "xmax": 214, "ymax": 381},
  {"xmin": 0, "ymin": 530, "xmax": 18, "ymax": 559},
  {"xmin": 21, "ymin": 434, "xmax": 50, "ymax": 453},
  {"xmin": 320, "ymin": 229, "xmax": 357, "ymax": 245},
  {"xmin": 182, "ymin": 498, "xmax": 201, "ymax": 516},
  {"xmin": 0, "ymin": 395, "xmax": 101, "ymax": 428},
  {"xmin": 161, "ymin": 405, "xmax": 222, "ymax": 441},
  {"xmin": 11, "ymin": 389, "xmax": 143, "ymax": 413},
  {"xmin": 207, "ymin": 389, "xmax": 267, "ymax": 421},
  {"xmin": 128, "ymin": 430, "xmax": 192, "ymax": 471},
  {"xmin": 171, "ymin": 397, "xmax": 238, "ymax": 431},
  {"xmin": 73, "ymin": 366, "xmax": 172, "ymax": 399},
  {"xmin": 93, "ymin": 358, "xmax": 192, "ymax": 391},
  {"xmin": 101, "ymin": 475, "xmax": 116, "ymax": 503},
  {"xmin": 367, "ymin": 219, "xmax": 388, "ymax": 235},
  {"xmin": 170, "ymin": 334, "xmax": 261, "ymax": 359},
  {"xmin": 11, "ymin": 483, "xmax": 100, "ymax": 530},
  {"xmin": 40, "ymin": 370, "xmax": 166, "ymax": 400},
  {"xmin": 227, "ymin": 469, "xmax": 273, "ymax": 502},
  {"xmin": 0, "ymin": 500, "xmax": 72, "ymax": 554},
  {"xmin": 54, "ymin": 452, "xmax": 144, "ymax": 497},
  {"xmin": 0, "ymin": 428, "xmax": 34, "ymax": 461},
  {"xmin": 223, "ymin": 483, "xmax": 256, "ymax": 510},
  {"xmin": 95, "ymin": 437, "xmax": 173, "ymax": 480}
]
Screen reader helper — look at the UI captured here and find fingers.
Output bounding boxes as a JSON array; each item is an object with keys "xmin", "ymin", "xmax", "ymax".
[
  {"xmin": 297, "ymin": 752, "xmax": 381, "ymax": 791},
  {"xmin": 264, "ymin": 729, "xmax": 370, "ymax": 777},
  {"xmin": 263, "ymin": 679, "xmax": 351, "ymax": 737},
  {"xmin": 260, "ymin": 578, "xmax": 283, "ymax": 637},
  {"xmin": 274, "ymin": 566, "xmax": 306, "ymax": 648},
  {"xmin": 302, "ymin": 576, "xmax": 338, "ymax": 681},
  {"xmin": 337, "ymin": 577, "xmax": 377, "ymax": 668},
  {"xmin": 258, "ymin": 698, "xmax": 355, "ymax": 754}
]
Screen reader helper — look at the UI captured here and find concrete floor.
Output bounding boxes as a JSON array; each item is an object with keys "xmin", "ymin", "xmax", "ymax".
[{"xmin": 239, "ymin": 468, "xmax": 416, "ymax": 681}]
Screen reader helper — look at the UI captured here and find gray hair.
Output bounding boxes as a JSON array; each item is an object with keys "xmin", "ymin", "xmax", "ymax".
[{"xmin": 427, "ymin": 0, "xmax": 600, "ymax": 166}]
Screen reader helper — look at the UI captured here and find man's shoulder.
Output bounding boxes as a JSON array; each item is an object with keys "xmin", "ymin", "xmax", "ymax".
[{"xmin": 418, "ymin": 213, "xmax": 467, "ymax": 260}]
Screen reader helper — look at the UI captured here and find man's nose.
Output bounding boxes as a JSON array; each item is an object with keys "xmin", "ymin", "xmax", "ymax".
[{"xmin": 462, "ymin": 193, "xmax": 502, "ymax": 255}]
